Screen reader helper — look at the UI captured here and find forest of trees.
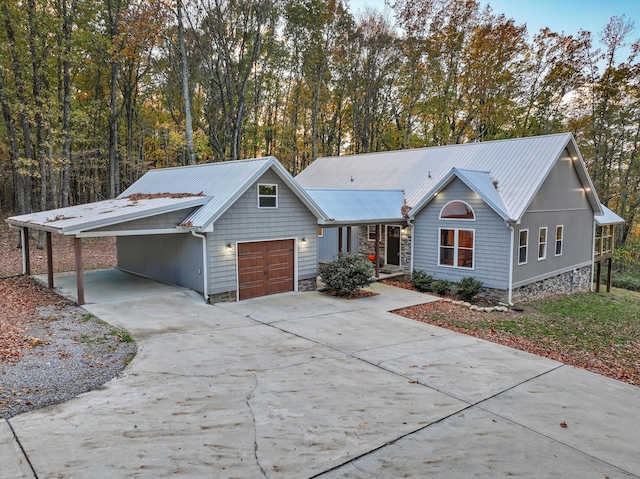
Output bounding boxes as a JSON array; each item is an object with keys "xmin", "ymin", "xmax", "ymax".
[{"xmin": 1, "ymin": 0, "xmax": 639, "ymax": 245}]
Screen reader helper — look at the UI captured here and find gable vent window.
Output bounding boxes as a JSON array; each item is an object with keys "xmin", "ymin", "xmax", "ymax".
[
  {"xmin": 440, "ymin": 201, "xmax": 475, "ymax": 220},
  {"xmin": 258, "ymin": 184, "xmax": 278, "ymax": 208}
]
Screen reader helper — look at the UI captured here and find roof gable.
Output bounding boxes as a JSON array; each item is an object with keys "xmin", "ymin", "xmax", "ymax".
[
  {"xmin": 410, "ymin": 168, "xmax": 511, "ymax": 220},
  {"xmin": 121, "ymin": 157, "xmax": 325, "ymax": 231}
]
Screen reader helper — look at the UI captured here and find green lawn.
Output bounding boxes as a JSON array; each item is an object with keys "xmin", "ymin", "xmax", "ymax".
[{"xmin": 398, "ymin": 288, "xmax": 640, "ymax": 386}]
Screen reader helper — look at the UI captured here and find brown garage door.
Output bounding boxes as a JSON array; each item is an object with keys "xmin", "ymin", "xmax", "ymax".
[{"xmin": 238, "ymin": 239, "xmax": 294, "ymax": 300}]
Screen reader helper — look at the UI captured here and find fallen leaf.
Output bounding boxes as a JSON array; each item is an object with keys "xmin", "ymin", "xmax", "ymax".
[{"xmin": 560, "ymin": 421, "xmax": 568, "ymax": 428}]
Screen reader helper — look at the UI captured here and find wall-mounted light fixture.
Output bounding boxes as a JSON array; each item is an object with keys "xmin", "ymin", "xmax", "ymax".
[
  {"xmin": 300, "ymin": 237, "xmax": 307, "ymax": 244},
  {"xmin": 226, "ymin": 242, "xmax": 232, "ymax": 250}
]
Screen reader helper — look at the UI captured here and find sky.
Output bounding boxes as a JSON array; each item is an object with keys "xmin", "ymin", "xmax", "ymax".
[{"xmin": 348, "ymin": 0, "xmax": 640, "ymax": 60}]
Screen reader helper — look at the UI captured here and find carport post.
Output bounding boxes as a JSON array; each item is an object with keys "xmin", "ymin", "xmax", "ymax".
[
  {"xmin": 74, "ymin": 237, "xmax": 85, "ymax": 305},
  {"xmin": 346, "ymin": 227, "xmax": 352, "ymax": 253},
  {"xmin": 46, "ymin": 232, "xmax": 54, "ymax": 288},
  {"xmin": 22, "ymin": 227, "xmax": 31, "ymax": 275}
]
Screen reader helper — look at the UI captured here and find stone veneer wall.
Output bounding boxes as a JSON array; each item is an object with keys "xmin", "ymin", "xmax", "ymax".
[
  {"xmin": 478, "ymin": 265, "xmax": 592, "ymax": 304},
  {"xmin": 357, "ymin": 225, "xmax": 412, "ymax": 273},
  {"xmin": 208, "ymin": 277, "xmax": 317, "ymax": 303},
  {"xmin": 298, "ymin": 277, "xmax": 318, "ymax": 292}
]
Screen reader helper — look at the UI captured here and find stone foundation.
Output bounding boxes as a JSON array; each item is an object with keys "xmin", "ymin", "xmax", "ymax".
[
  {"xmin": 208, "ymin": 278, "xmax": 318, "ymax": 303},
  {"xmin": 298, "ymin": 277, "xmax": 318, "ymax": 292},
  {"xmin": 511, "ymin": 266, "xmax": 592, "ymax": 303},
  {"xmin": 208, "ymin": 290, "xmax": 237, "ymax": 303}
]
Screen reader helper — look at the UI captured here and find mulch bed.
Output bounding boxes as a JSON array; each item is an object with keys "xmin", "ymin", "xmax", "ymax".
[{"xmin": 322, "ymin": 289, "xmax": 379, "ymax": 300}]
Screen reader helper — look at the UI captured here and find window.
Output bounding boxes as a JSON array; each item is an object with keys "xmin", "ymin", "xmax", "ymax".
[
  {"xmin": 518, "ymin": 230, "xmax": 528, "ymax": 265},
  {"xmin": 440, "ymin": 201, "xmax": 475, "ymax": 220},
  {"xmin": 258, "ymin": 184, "xmax": 277, "ymax": 208},
  {"xmin": 555, "ymin": 226, "xmax": 563, "ymax": 256},
  {"xmin": 317, "ymin": 227, "xmax": 323, "ymax": 237},
  {"xmin": 439, "ymin": 228, "xmax": 474, "ymax": 269},
  {"xmin": 538, "ymin": 227, "xmax": 547, "ymax": 260},
  {"xmin": 368, "ymin": 225, "xmax": 380, "ymax": 241}
]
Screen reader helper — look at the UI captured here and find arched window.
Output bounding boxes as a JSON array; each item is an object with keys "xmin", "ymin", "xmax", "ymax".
[{"xmin": 440, "ymin": 201, "xmax": 475, "ymax": 220}]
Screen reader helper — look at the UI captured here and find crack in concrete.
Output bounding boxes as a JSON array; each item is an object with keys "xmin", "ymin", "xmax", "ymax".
[{"xmin": 245, "ymin": 373, "xmax": 269, "ymax": 479}]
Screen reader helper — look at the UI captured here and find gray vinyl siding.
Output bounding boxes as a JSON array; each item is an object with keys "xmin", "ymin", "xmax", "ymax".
[
  {"xmin": 89, "ymin": 208, "xmax": 197, "ymax": 233},
  {"xmin": 413, "ymin": 178, "xmax": 510, "ymax": 289},
  {"xmin": 317, "ymin": 227, "xmax": 359, "ymax": 263},
  {"xmin": 206, "ymin": 169, "xmax": 318, "ymax": 295},
  {"xmin": 513, "ymin": 151, "xmax": 594, "ymax": 286},
  {"xmin": 117, "ymin": 233, "xmax": 204, "ymax": 292}
]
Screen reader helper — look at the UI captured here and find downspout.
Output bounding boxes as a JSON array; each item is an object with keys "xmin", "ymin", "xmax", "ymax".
[
  {"xmin": 408, "ymin": 220, "xmax": 414, "ymax": 273},
  {"xmin": 590, "ymin": 220, "xmax": 596, "ymax": 292},
  {"xmin": 507, "ymin": 222, "xmax": 515, "ymax": 306},
  {"xmin": 8, "ymin": 223, "xmax": 26, "ymax": 274},
  {"xmin": 191, "ymin": 231, "xmax": 209, "ymax": 302}
]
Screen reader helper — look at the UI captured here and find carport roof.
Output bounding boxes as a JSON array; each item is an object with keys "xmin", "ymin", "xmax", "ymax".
[{"xmin": 5, "ymin": 196, "xmax": 209, "ymax": 235}]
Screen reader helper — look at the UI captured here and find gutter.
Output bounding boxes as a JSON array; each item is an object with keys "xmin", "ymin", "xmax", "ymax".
[
  {"xmin": 191, "ymin": 231, "xmax": 209, "ymax": 302},
  {"xmin": 8, "ymin": 223, "xmax": 27, "ymax": 274}
]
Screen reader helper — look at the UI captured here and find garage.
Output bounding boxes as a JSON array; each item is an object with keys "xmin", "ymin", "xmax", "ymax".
[{"xmin": 238, "ymin": 239, "xmax": 295, "ymax": 300}]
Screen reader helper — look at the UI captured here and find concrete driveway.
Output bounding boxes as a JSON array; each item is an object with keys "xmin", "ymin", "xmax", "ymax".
[{"xmin": 2, "ymin": 281, "xmax": 639, "ymax": 478}]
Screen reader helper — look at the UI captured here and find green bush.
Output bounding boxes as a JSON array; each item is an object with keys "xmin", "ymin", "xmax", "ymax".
[
  {"xmin": 431, "ymin": 279, "xmax": 453, "ymax": 296},
  {"xmin": 612, "ymin": 274, "xmax": 640, "ymax": 292},
  {"xmin": 319, "ymin": 253, "xmax": 374, "ymax": 295},
  {"xmin": 411, "ymin": 269, "xmax": 433, "ymax": 292},
  {"xmin": 455, "ymin": 276, "xmax": 483, "ymax": 301}
]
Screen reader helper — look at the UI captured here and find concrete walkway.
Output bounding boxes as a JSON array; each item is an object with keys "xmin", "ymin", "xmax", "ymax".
[{"xmin": 2, "ymin": 280, "xmax": 639, "ymax": 478}]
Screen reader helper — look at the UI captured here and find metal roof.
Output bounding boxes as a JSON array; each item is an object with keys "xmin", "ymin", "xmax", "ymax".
[
  {"xmin": 121, "ymin": 157, "xmax": 325, "ymax": 231},
  {"xmin": 296, "ymin": 133, "xmax": 601, "ymax": 222},
  {"xmin": 595, "ymin": 204, "xmax": 625, "ymax": 225},
  {"xmin": 306, "ymin": 189, "xmax": 406, "ymax": 225},
  {"xmin": 7, "ymin": 157, "xmax": 326, "ymax": 235},
  {"xmin": 5, "ymin": 196, "xmax": 209, "ymax": 235}
]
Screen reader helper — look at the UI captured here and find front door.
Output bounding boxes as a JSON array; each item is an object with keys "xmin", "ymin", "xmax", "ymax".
[{"xmin": 386, "ymin": 226, "xmax": 400, "ymax": 266}]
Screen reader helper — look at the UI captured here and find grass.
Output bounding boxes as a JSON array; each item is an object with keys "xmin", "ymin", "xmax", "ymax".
[{"xmin": 397, "ymin": 287, "xmax": 640, "ymax": 385}]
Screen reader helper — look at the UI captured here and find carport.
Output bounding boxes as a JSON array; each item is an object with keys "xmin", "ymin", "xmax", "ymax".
[{"xmin": 5, "ymin": 195, "xmax": 209, "ymax": 304}]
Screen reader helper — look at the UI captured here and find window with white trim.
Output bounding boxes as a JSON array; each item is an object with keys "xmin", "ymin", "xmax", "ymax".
[
  {"xmin": 518, "ymin": 230, "xmax": 528, "ymax": 265},
  {"xmin": 439, "ymin": 228, "xmax": 474, "ymax": 269},
  {"xmin": 440, "ymin": 201, "xmax": 475, "ymax": 220},
  {"xmin": 368, "ymin": 225, "xmax": 380, "ymax": 241},
  {"xmin": 538, "ymin": 227, "xmax": 547, "ymax": 260},
  {"xmin": 555, "ymin": 225, "xmax": 563, "ymax": 256},
  {"xmin": 258, "ymin": 184, "xmax": 277, "ymax": 208}
]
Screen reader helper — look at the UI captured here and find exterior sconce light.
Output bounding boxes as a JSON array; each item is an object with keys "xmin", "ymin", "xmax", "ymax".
[
  {"xmin": 226, "ymin": 243, "xmax": 232, "ymax": 250},
  {"xmin": 301, "ymin": 237, "xmax": 307, "ymax": 244}
]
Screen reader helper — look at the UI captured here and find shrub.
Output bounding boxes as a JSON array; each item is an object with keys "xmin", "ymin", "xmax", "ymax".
[
  {"xmin": 612, "ymin": 274, "xmax": 640, "ymax": 292},
  {"xmin": 431, "ymin": 279, "xmax": 453, "ymax": 296},
  {"xmin": 319, "ymin": 253, "xmax": 374, "ymax": 295},
  {"xmin": 455, "ymin": 276, "xmax": 483, "ymax": 301},
  {"xmin": 411, "ymin": 269, "xmax": 433, "ymax": 292}
]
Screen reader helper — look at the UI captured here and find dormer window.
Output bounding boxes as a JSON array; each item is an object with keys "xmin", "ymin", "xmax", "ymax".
[
  {"xmin": 440, "ymin": 201, "xmax": 475, "ymax": 220},
  {"xmin": 258, "ymin": 184, "xmax": 278, "ymax": 208}
]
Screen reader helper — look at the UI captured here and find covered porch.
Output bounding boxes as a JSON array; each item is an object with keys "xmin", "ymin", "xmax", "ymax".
[{"xmin": 306, "ymin": 189, "xmax": 412, "ymax": 278}]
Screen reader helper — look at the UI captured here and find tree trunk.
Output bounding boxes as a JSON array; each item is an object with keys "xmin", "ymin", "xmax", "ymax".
[
  {"xmin": 177, "ymin": 0, "xmax": 195, "ymax": 165},
  {"xmin": 2, "ymin": 3, "xmax": 33, "ymax": 214}
]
